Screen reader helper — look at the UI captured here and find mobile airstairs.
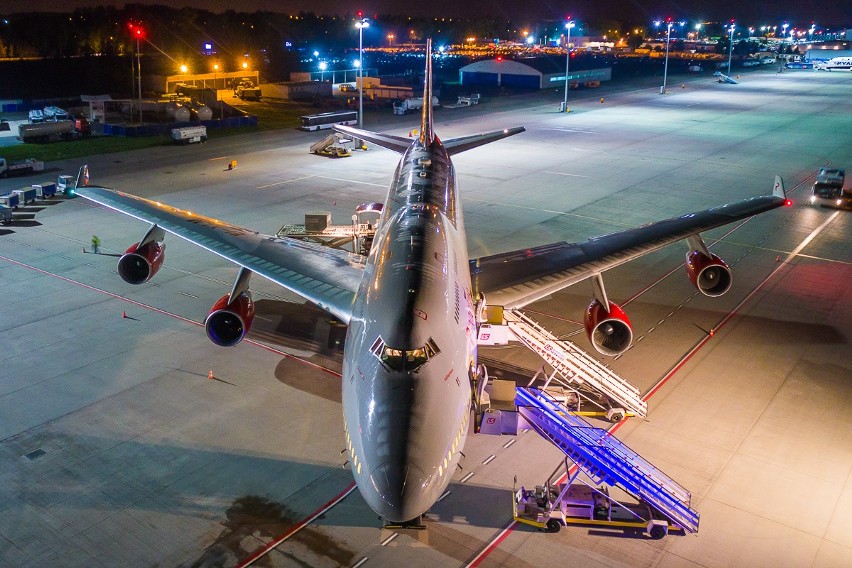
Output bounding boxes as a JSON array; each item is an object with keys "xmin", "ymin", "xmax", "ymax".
[
  {"xmin": 479, "ymin": 309, "xmax": 647, "ymax": 421},
  {"xmin": 523, "ymin": 387, "xmax": 698, "ymax": 534},
  {"xmin": 475, "ymin": 310, "xmax": 699, "ymax": 535}
]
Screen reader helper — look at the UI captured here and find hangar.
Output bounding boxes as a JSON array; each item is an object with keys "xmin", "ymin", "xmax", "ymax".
[{"xmin": 459, "ymin": 57, "xmax": 611, "ymax": 89}]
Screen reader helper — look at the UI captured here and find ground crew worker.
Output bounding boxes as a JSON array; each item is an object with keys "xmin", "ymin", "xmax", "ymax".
[{"xmin": 91, "ymin": 235, "xmax": 100, "ymax": 254}]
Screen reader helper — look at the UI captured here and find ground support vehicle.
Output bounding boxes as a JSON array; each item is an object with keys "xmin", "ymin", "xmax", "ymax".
[
  {"xmin": 235, "ymin": 79, "xmax": 262, "ymax": 101},
  {"xmin": 0, "ymin": 204, "xmax": 11, "ymax": 224},
  {"xmin": 13, "ymin": 186, "xmax": 37, "ymax": 205},
  {"xmin": 33, "ymin": 182, "xmax": 56, "ymax": 199},
  {"xmin": 810, "ymin": 168, "xmax": 849, "ymax": 208},
  {"xmin": 277, "ymin": 203, "xmax": 381, "ymax": 256},
  {"xmin": 56, "ymin": 174, "xmax": 77, "ymax": 195},
  {"xmin": 18, "ymin": 120, "xmax": 77, "ymax": 143},
  {"xmin": 310, "ymin": 133, "xmax": 353, "ymax": 158},
  {"xmin": 393, "ymin": 96, "xmax": 440, "ymax": 115},
  {"xmin": 0, "ymin": 158, "xmax": 44, "ymax": 177},
  {"xmin": 171, "ymin": 126, "xmax": 207, "ymax": 144},
  {"xmin": 513, "ymin": 464, "xmax": 683, "ymax": 539},
  {"xmin": 0, "ymin": 192, "xmax": 19, "ymax": 208}
]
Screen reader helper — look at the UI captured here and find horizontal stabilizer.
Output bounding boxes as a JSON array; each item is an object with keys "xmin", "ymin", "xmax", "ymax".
[
  {"xmin": 444, "ymin": 127, "xmax": 526, "ymax": 155},
  {"xmin": 333, "ymin": 124, "xmax": 411, "ymax": 154}
]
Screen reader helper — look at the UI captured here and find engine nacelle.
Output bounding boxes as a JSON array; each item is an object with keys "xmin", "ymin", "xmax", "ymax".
[
  {"xmin": 205, "ymin": 292, "xmax": 255, "ymax": 347},
  {"xmin": 117, "ymin": 241, "xmax": 165, "ymax": 284},
  {"xmin": 685, "ymin": 251, "xmax": 733, "ymax": 297},
  {"xmin": 584, "ymin": 299, "xmax": 633, "ymax": 357}
]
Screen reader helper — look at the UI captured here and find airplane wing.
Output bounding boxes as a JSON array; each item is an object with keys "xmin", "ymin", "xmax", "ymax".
[
  {"xmin": 74, "ymin": 185, "xmax": 365, "ymax": 323},
  {"xmin": 470, "ymin": 179, "xmax": 788, "ymax": 309}
]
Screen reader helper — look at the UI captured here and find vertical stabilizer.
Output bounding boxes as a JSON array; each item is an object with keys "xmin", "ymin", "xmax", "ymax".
[{"xmin": 419, "ymin": 39, "xmax": 435, "ymax": 145}]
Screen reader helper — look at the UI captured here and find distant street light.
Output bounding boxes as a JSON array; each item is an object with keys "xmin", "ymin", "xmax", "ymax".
[
  {"xmin": 748, "ymin": 27, "xmax": 754, "ymax": 39},
  {"xmin": 727, "ymin": 22, "xmax": 736, "ymax": 76},
  {"xmin": 782, "ymin": 22, "xmax": 789, "ymax": 42},
  {"xmin": 319, "ymin": 61, "xmax": 327, "ymax": 82},
  {"xmin": 180, "ymin": 64, "xmax": 188, "ymax": 73},
  {"xmin": 355, "ymin": 14, "xmax": 370, "ymax": 129},
  {"xmin": 562, "ymin": 18, "xmax": 575, "ymax": 112},
  {"xmin": 656, "ymin": 19, "xmax": 684, "ymax": 94}
]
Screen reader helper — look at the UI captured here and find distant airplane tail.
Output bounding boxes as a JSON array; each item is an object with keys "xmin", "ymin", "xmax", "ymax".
[
  {"xmin": 334, "ymin": 38, "xmax": 524, "ymax": 154},
  {"xmin": 419, "ymin": 38, "xmax": 435, "ymax": 146}
]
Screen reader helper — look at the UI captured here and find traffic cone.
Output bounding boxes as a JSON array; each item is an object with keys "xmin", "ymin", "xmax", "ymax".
[
  {"xmin": 122, "ymin": 310, "xmax": 128, "ymax": 318},
  {"xmin": 208, "ymin": 370, "xmax": 214, "ymax": 380},
  {"xmin": 709, "ymin": 329, "xmax": 715, "ymax": 337}
]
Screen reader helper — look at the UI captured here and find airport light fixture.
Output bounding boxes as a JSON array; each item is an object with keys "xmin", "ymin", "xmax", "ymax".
[
  {"xmin": 809, "ymin": 24, "xmax": 816, "ymax": 40},
  {"xmin": 319, "ymin": 60, "xmax": 327, "ymax": 81},
  {"xmin": 127, "ymin": 23, "xmax": 145, "ymax": 123},
  {"xmin": 562, "ymin": 18, "xmax": 575, "ymax": 112},
  {"xmin": 727, "ymin": 22, "xmax": 735, "ymax": 76},
  {"xmin": 355, "ymin": 14, "xmax": 370, "ymax": 130},
  {"xmin": 179, "ymin": 64, "xmax": 188, "ymax": 74},
  {"xmin": 782, "ymin": 22, "xmax": 789, "ymax": 41},
  {"xmin": 655, "ymin": 19, "xmax": 684, "ymax": 95},
  {"xmin": 748, "ymin": 27, "xmax": 754, "ymax": 39}
]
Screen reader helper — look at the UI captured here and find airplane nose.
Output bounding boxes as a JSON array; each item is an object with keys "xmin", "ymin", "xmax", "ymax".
[{"xmin": 368, "ymin": 461, "xmax": 430, "ymax": 522}]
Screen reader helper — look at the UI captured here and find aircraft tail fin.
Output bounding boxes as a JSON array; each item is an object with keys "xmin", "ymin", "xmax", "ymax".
[
  {"xmin": 332, "ymin": 123, "xmax": 411, "ymax": 154},
  {"xmin": 419, "ymin": 39, "xmax": 435, "ymax": 146}
]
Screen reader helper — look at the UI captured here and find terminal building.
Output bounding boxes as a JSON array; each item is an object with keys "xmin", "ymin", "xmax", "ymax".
[{"xmin": 459, "ymin": 57, "xmax": 611, "ymax": 89}]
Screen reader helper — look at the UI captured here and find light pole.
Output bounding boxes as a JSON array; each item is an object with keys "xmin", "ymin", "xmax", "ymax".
[
  {"xmin": 136, "ymin": 34, "xmax": 143, "ymax": 123},
  {"xmin": 727, "ymin": 22, "xmax": 735, "ymax": 76},
  {"xmin": 355, "ymin": 15, "xmax": 370, "ymax": 130},
  {"xmin": 656, "ymin": 20, "xmax": 682, "ymax": 94},
  {"xmin": 562, "ymin": 18, "xmax": 574, "ymax": 112},
  {"xmin": 748, "ymin": 27, "xmax": 754, "ymax": 39},
  {"xmin": 782, "ymin": 22, "xmax": 789, "ymax": 43},
  {"xmin": 319, "ymin": 61, "xmax": 327, "ymax": 82}
]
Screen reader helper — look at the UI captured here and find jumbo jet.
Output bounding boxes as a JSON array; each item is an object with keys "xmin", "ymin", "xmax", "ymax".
[{"xmin": 74, "ymin": 39, "xmax": 789, "ymax": 524}]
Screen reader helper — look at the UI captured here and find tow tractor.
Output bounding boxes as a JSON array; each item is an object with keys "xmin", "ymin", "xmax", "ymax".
[{"xmin": 513, "ymin": 459, "xmax": 683, "ymax": 539}]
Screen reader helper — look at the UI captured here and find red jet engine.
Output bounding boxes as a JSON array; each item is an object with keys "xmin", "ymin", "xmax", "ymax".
[
  {"xmin": 685, "ymin": 251, "xmax": 733, "ymax": 297},
  {"xmin": 205, "ymin": 292, "xmax": 255, "ymax": 347},
  {"xmin": 117, "ymin": 241, "xmax": 165, "ymax": 284},
  {"xmin": 584, "ymin": 299, "xmax": 633, "ymax": 356}
]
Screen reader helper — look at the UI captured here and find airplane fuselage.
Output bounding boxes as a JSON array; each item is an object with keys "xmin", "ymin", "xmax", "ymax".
[{"xmin": 341, "ymin": 136, "xmax": 476, "ymax": 522}]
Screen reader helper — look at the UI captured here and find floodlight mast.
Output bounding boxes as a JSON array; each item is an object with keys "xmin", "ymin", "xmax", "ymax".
[
  {"xmin": 355, "ymin": 15, "xmax": 370, "ymax": 130},
  {"xmin": 562, "ymin": 19, "xmax": 575, "ymax": 112}
]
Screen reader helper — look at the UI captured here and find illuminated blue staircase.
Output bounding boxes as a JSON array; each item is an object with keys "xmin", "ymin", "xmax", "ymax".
[{"xmin": 515, "ymin": 386, "xmax": 700, "ymax": 533}]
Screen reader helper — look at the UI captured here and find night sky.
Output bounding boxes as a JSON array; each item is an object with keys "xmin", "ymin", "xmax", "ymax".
[{"xmin": 7, "ymin": 1, "xmax": 848, "ymax": 27}]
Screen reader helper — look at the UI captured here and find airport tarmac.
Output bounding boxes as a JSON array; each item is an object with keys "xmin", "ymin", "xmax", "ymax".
[{"xmin": 1, "ymin": 68, "xmax": 851, "ymax": 568}]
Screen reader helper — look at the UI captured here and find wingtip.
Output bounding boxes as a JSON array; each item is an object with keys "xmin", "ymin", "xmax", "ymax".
[{"xmin": 773, "ymin": 175, "xmax": 786, "ymax": 199}]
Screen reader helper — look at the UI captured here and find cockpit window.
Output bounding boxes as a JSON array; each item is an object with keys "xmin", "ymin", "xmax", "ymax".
[{"xmin": 370, "ymin": 336, "xmax": 440, "ymax": 372}]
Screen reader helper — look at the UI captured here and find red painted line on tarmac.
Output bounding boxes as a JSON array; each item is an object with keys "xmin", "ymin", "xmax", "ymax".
[
  {"xmin": 0, "ymin": 254, "xmax": 341, "ymax": 378},
  {"xmin": 466, "ymin": 521, "xmax": 518, "ymax": 568},
  {"xmin": 236, "ymin": 482, "xmax": 357, "ymax": 568}
]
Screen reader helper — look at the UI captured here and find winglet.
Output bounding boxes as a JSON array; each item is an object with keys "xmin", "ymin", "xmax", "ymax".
[
  {"xmin": 419, "ymin": 38, "xmax": 435, "ymax": 146},
  {"xmin": 773, "ymin": 175, "xmax": 786, "ymax": 199}
]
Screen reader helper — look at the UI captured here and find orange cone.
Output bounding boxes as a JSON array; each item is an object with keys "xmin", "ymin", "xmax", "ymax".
[
  {"xmin": 122, "ymin": 310, "xmax": 127, "ymax": 318},
  {"xmin": 208, "ymin": 370, "xmax": 214, "ymax": 380}
]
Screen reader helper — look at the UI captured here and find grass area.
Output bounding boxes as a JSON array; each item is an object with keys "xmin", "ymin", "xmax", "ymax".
[
  {"xmin": 2, "ymin": 135, "xmax": 171, "ymax": 162},
  {"xmin": 1, "ymin": 100, "xmax": 331, "ymax": 163}
]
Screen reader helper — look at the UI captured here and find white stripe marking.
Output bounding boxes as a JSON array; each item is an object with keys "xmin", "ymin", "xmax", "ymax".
[
  {"xmin": 482, "ymin": 455, "xmax": 496, "ymax": 465},
  {"xmin": 460, "ymin": 472, "xmax": 475, "ymax": 483},
  {"xmin": 503, "ymin": 439, "xmax": 516, "ymax": 449},
  {"xmin": 381, "ymin": 533, "xmax": 399, "ymax": 546}
]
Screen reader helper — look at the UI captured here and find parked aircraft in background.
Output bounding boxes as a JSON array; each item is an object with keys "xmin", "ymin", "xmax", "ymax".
[
  {"xmin": 74, "ymin": 39, "xmax": 789, "ymax": 524},
  {"xmin": 815, "ymin": 56, "xmax": 852, "ymax": 71}
]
